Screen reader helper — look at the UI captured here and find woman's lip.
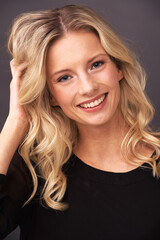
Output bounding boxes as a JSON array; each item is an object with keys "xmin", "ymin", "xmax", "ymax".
[
  {"xmin": 77, "ymin": 93, "xmax": 107, "ymax": 106},
  {"xmin": 77, "ymin": 93, "xmax": 108, "ymax": 112}
]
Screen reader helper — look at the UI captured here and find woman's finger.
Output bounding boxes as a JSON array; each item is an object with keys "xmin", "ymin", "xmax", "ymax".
[{"xmin": 10, "ymin": 59, "xmax": 27, "ymax": 79}]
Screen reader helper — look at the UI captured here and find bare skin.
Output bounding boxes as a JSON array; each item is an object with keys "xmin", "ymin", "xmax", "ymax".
[
  {"xmin": 0, "ymin": 60, "xmax": 29, "ymax": 174},
  {"xmin": 74, "ymin": 123, "xmax": 154, "ymax": 173},
  {"xmin": 47, "ymin": 31, "xmax": 154, "ymax": 173},
  {"xmin": 74, "ymin": 111, "xmax": 131, "ymax": 173}
]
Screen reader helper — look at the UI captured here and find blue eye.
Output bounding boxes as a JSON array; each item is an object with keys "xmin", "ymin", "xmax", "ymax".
[
  {"xmin": 58, "ymin": 75, "xmax": 71, "ymax": 82},
  {"xmin": 92, "ymin": 61, "xmax": 104, "ymax": 69}
]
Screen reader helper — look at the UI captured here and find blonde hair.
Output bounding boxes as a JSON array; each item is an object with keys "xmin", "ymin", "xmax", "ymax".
[{"xmin": 8, "ymin": 5, "xmax": 160, "ymax": 210}]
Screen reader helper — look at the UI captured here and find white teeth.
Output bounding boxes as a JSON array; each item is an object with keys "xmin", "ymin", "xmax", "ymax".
[{"xmin": 80, "ymin": 94, "xmax": 106, "ymax": 108}]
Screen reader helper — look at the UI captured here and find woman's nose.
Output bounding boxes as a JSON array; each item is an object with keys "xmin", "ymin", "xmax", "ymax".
[{"xmin": 78, "ymin": 73, "xmax": 98, "ymax": 96}]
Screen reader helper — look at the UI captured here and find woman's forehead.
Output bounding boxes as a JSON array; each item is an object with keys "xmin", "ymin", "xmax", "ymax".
[{"xmin": 46, "ymin": 31, "xmax": 106, "ymax": 72}]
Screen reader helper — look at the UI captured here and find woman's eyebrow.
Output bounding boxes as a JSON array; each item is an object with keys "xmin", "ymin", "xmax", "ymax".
[
  {"xmin": 50, "ymin": 53, "xmax": 107, "ymax": 79},
  {"xmin": 87, "ymin": 53, "xmax": 107, "ymax": 64}
]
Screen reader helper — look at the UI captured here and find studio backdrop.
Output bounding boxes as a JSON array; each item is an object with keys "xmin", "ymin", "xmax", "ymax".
[{"xmin": 0, "ymin": 0, "xmax": 160, "ymax": 239}]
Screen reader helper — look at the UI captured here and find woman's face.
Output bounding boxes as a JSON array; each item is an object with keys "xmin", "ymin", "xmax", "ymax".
[{"xmin": 46, "ymin": 31, "xmax": 123, "ymax": 128}]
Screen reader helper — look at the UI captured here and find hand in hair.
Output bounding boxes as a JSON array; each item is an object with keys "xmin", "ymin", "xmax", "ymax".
[
  {"xmin": 0, "ymin": 59, "xmax": 29, "ymax": 175},
  {"xmin": 9, "ymin": 59, "xmax": 28, "ymax": 125}
]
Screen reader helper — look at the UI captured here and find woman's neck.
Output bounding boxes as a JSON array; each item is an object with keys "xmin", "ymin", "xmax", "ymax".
[
  {"xmin": 74, "ymin": 116, "xmax": 154, "ymax": 172},
  {"xmin": 74, "ymin": 115, "xmax": 132, "ymax": 172}
]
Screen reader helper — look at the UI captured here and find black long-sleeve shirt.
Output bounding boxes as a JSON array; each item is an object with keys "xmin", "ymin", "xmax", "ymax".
[{"xmin": 0, "ymin": 151, "xmax": 160, "ymax": 240}]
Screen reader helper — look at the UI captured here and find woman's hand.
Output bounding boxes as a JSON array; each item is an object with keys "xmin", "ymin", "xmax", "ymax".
[{"xmin": 9, "ymin": 59, "xmax": 28, "ymax": 124}]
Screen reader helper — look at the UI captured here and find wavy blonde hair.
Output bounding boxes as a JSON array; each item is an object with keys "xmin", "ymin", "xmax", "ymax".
[{"xmin": 8, "ymin": 5, "xmax": 160, "ymax": 210}]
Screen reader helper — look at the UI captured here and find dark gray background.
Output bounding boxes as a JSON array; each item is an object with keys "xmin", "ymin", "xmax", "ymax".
[{"xmin": 1, "ymin": 0, "xmax": 159, "ymax": 239}]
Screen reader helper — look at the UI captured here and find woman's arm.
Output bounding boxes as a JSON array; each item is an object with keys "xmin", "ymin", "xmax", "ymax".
[
  {"xmin": 0, "ymin": 60, "xmax": 29, "ymax": 175},
  {"xmin": 0, "ymin": 59, "xmax": 30, "ymax": 238}
]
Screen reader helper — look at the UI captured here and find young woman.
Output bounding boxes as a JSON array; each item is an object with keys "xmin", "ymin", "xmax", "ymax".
[{"xmin": 0, "ymin": 4, "xmax": 160, "ymax": 240}]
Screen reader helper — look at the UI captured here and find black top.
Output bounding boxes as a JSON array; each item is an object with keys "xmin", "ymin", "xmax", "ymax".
[{"xmin": 0, "ymin": 151, "xmax": 160, "ymax": 240}]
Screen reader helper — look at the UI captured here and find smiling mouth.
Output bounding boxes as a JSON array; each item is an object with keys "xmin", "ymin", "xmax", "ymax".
[{"xmin": 78, "ymin": 93, "xmax": 107, "ymax": 109}]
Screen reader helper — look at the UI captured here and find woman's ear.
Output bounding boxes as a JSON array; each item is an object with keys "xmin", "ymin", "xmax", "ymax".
[{"xmin": 117, "ymin": 69, "xmax": 124, "ymax": 81}]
